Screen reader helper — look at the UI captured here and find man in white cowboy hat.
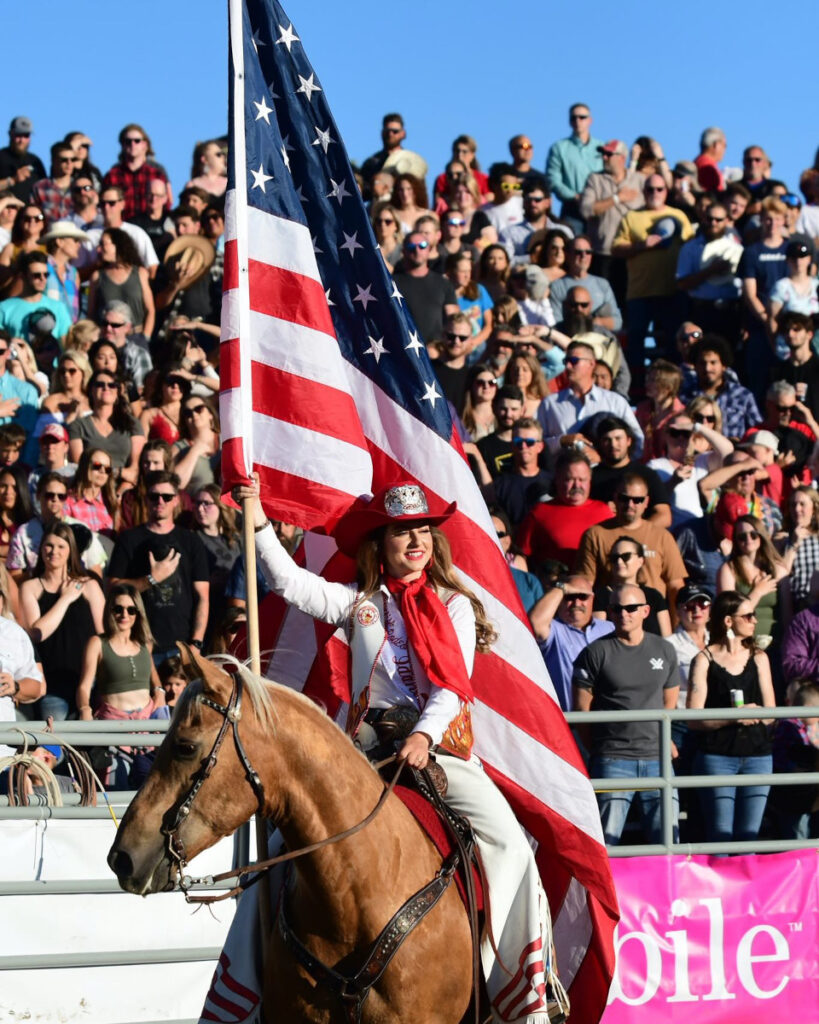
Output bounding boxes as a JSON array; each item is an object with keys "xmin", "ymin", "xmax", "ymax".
[{"xmin": 43, "ymin": 221, "xmax": 89, "ymax": 324}]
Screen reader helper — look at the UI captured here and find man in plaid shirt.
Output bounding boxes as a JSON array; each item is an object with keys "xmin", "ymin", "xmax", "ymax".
[
  {"xmin": 687, "ymin": 335, "xmax": 760, "ymax": 441},
  {"xmin": 102, "ymin": 123, "xmax": 170, "ymax": 220},
  {"xmin": 31, "ymin": 143, "xmax": 78, "ymax": 224}
]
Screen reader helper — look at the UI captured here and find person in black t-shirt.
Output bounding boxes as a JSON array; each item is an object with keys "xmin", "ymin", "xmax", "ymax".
[
  {"xmin": 0, "ymin": 117, "xmax": 47, "ymax": 204},
  {"xmin": 128, "ymin": 179, "xmax": 175, "ymax": 261},
  {"xmin": 589, "ymin": 415, "xmax": 671, "ymax": 528},
  {"xmin": 488, "ymin": 418, "xmax": 552, "ymax": 528},
  {"xmin": 773, "ymin": 312, "xmax": 819, "ymax": 423},
  {"xmin": 476, "ymin": 385, "xmax": 524, "ymax": 478},
  {"xmin": 108, "ymin": 471, "xmax": 209, "ymax": 661},
  {"xmin": 431, "ymin": 312, "xmax": 472, "ymax": 413},
  {"xmin": 393, "ymin": 230, "xmax": 458, "ymax": 343},
  {"xmin": 592, "ymin": 535, "xmax": 671, "ymax": 636}
]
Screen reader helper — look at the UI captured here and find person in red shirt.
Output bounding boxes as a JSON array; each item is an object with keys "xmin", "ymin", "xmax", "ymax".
[
  {"xmin": 517, "ymin": 450, "xmax": 610, "ymax": 571},
  {"xmin": 693, "ymin": 127, "xmax": 726, "ymax": 192}
]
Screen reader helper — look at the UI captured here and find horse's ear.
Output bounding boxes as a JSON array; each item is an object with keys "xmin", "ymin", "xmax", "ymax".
[{"xmin": 176, "ymin": 642, "xmax": 233, "ymax": 702}]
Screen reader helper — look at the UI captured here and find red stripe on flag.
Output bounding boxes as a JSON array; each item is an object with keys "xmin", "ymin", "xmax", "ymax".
[{"xmin": 219, "ymin": 335, "xmax": 240, "ymax": 391}]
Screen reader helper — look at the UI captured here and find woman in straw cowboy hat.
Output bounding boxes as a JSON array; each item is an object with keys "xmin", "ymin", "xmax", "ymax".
[{"xmin": 233, "ymin": 475, "xmax": 568, "ymax": 1022}]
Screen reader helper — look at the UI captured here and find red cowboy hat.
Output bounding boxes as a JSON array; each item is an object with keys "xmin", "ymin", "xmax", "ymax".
[{"xmin": 333, "ymin": 482, "xmax": 456, "ymax": 558}]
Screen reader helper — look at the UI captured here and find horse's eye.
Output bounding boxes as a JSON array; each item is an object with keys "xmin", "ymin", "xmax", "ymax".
[{"xmin": 174, "ymin": 741, "xmax": 198, "ymax": 759}]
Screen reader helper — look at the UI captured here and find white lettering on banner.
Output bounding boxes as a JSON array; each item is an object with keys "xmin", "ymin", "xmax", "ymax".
[
  {"xmin": 736, "ymin": 926, "xmax": 790, "ymax": 999},
  {"xmin": 608, "ymin": 896, "xmax": 792, "ymax": 1006}
]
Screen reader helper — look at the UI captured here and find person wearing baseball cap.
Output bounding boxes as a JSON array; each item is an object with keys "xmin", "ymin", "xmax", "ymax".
[
  {"xmin": 666, "ymin": 583, "xmax": 711, "ymax": 767},
  {"xmin": 0, "ymin": 117, "xmax": 46, "ymax": 205},
  {"xmin": 580, "ymin": 138, "xmax": 645, "ymax": 298}
]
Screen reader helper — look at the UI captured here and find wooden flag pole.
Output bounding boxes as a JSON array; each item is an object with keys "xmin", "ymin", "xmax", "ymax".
[{"xmin": 242, "ymin": 497, "xmax": 273, "ymax": 968}]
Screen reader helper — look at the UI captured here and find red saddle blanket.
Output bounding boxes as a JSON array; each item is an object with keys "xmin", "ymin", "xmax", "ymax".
[{"xmin": 394, "ymin": 784, "xmax": 483, "ymax": 912}]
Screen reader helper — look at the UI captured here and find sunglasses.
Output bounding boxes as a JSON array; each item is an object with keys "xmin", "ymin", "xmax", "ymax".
[
  {"xmin": 609, "ymin": 603, "xmax": 645, "ymax": 614},
  {"xmin": 104, "ymin": 321, "xmax": 126, "ymax": 329},
  {"xmin": 195, "ymin": 499, "xmax": 217, "ymax": 508},
  {"xmin": 91, "ymin": 461, "xmax": 112, "ymax": 474},
  {"xmin": 446, "ymin": 217, "xmax": 466, "ymax": 227},
  {"xmin": 72, "ymin": 184, "xmax": 94, "ymax": 193},
  {"xmin": 735, "ymin": 530, "xmax": 759, "ymax": 541},
  {"xmin": 565, "ymin": 355, "xmax": 592, "ymax": 366},
  {"xmin": 514, "ymin": 142, "xmax": 533, "ymax": 150},
  {"xmin": 564, "ymin": 592, "xmax": 592, "ymax": 602},
  {"xmin": 43, "ymin": 491, "xmax": 67, "ymax": 501},
  {"xmin": 611, "ymin": 551, "xmax": 635, "ymax": 563},
  {"xmin": 500, "ymin": 182, "xmax": 522, "ymax": 193},
  {"xmin": 60, "ymin": 366, "xmax": 80, "ymax": 375},
  {"xmin": 566, "ymin": 301, "xmax": 591, "ymax": 309},
  {"xmin": 383, "ymin": 127, "xmax": 402, "ymax": 135},
  {"xmin": 572, "ymin": 249, "xmax": 593, "ymax": 257},
  {"xmin": 570, "ymin": 113, "xmax": 590, "ymax": 121},
  {"xmin": 113, "ymin": 604, "xmax": 137, "ymax": 616},
  {"xmin": 23, "ymin": 214, "xmax": 44, "ymax": 222},
  {"xmin": 29, "ymin": 271, "xmax": 48, "ymax": 279},
  {"xmin": 734, "ymin": 612, "xmax": 757, "ymax": 623},
  {"xmin": 147, "ymin": 491, "xmax": 175, "ymax": 503},
  {"xmin": 525, "ymin": 194, "xmax": 548, "ymax": 203},
  {"xmin": 165, "ymin": 376, "xmax": 185, "ymax": 388},
  {"xmin": 475, "ymin": 378, "xmax": 498, "ymax": 388},
  {"xmin": 667, "ymin": 427, "xmax": 693, "ymax": 439},
  {"xmin": 92, "ymin": 381, "xmax": 118, "ymax": 391},
  {"xmin": 706, "ymin": 216, "xmax": 727, "ymax": 224},
  {"xmin": 404, "ymin": 241, "xmax": 429, "ymax": 252},
  {"xmin": 645, "ymin": 186, "xmax": 667, "ymax": 193},
  {"xmin": 683, "ymin": 330, "xmax": 703, "ymax": 340},
  {"xmin": 183, "ymin": 404, "xmax": 207, "ymax": 417},
  {"xmin": 693, "ymin": 413, "xmax": 716, "ymax": 424},
  {"xmin": 376, "ymin": 217, "xmax": 395, "ymax": 225},
  {"xmin": 684, "ymin": 599, "xmax": 711, "ymax": 611},
  {"xmin": 777, "ymin": 404, "xmax": 794, "ymax": 414},
  {"xmin": 125, "ymin": 137, "xmax": 145, "ymax": 145},
  {"xmin": 513, "ymin": 437, "xmax": 539, "ymax": 447},
  {"xmin": 617, "ymin": 494, "xmax": 646, "ymax": 504},
  {"xmin": 446, "ymin": 332, "xmax": 470, "ymax": 344}
]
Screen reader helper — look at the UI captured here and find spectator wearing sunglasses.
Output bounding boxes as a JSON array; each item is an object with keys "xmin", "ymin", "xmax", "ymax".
[
  {"xmin": 500, "ymin": 176, "xmax": 572, "ymax": 267},
  {"xmin": 461, "ymin": 364, "xmax": 499, "ymax": 441},
  {"xmin": 370, "ymin": 201, "xmax": 404, "ymax": 271},
  {"xmin": 549, "ymin": 236, "xmax": 623, "ymax": 331},
  {"xmin": 475, "ymin": 163, "xmax": 525, "ymax": 237},
  {"xmin": 67, "ymin": 370, "xmax": 145, "ymax": 483},
  {"xmin": 30, "ymin": 143, "xmax": 79, "ymax": 225},
  {"xmin": 484, "ymin": 418, "xmax": 551, "ymax": 530},
  {"xmin": 666, "ymin": 582, "xmax": 711, "ymax": 732},
  {"xmin": 767, "ymin": 239, "xmax": 819, "ymax": 347},
  {"xmin": 0, "ymin": 251, "xmax": 71, "ymax": 342},
  {"xmin": 590, "ymin": 415, "xmax": 671, "ymax": 528},
  {"xmin": 107, "ymin": 470, "xmax": 209, "ymax": 664},
  {"xmin": 576, "ymin": 473, "xmax": 687, "ymax": 610},
  {"xmin": 191, "ymin": 483, "xmax": 241, "ymax": 631},
  {"xmin": 430, "ymin": 316, "xmax": 473, "ymax": 416},
  {"xmin": 716, "ymin": 515, "xmax": 787, "ymax": 647},
  {"xmin": 704, "ymin": 450, "xmax": 783, "ymax": 540},
  {"xmin": 392, "ymin": 231, "xmax": 458, "ymax": 345},
  {"xmin": 102, "ymin": 124, "xmax": 171, "ymax": 221},
  {"xmin": 173, "ymin": 395, "xmax": 220, "ymax": 495},
  {"xmin": 647, "ymin": 413, "xmax": 732, "ymax": 529},
  {"xmin": 573, "ymin": 582, "xmax": 680, "ymax": 846},
  {"xmin": 594, "ymin": 536, "xmax": 671, "ymax": 637},
  {"xmin": 97, "ymin": 302, "xmax": 152, "ymax": 397},
  {"xmin": 0, "ymin": 328, "xmax": 39, "ymax": 437},
  {"xmin": 76, "ymin": 584, "xmax": 166, "ymax": 788},
  {"xmin": 686, "ymin": 336, "xmax": 760, "ymax": 442},
  {"xmin": 687, "ymin": 590, "xmax": 775, "ymax": 844},
  {"xmin": 64, "ymin": 447, "xmax": 118, "ymax": 535},
  {"xmin": 546, "ymin": 103, "xmax": 604, "ymax": 236},
  {"xmin": 530, "ymin": 574, "xmax": 613, "ymax": 713}
]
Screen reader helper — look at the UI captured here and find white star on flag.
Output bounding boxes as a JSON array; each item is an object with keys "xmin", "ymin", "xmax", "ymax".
[
  {"xmin": 340, "ymin": 231, "xmax": 363, "ymax": 257},
  {"xmin": 405, "ymin": 330, "xmax": 424, "ymax": 355},
  {"xmin": 311, "ymin": 126, "xmax": 334, "ymax": 154},
  {"xmin": 253, "ymin": 97, "xmax": 274, "ymax": 124},
  {"xmin": 390, "ymin": 281, "xmax": 403, "ymax": 304},
  {"xmin": 275, "ymin": 22, "xmax": 299, "ymax": 51},
  {"xmin": 251, "ymin": 28, "xmax": 265, "ymax": 52},
  {"xmin": 250, "ymin": 164, "xmax": 273, "ymax": 192},
  {"xmin": 325, "ymin": 287, "xmax": 335, "ymax": 307},
  {"xmin": 420, "ymin": 380, "xmax": 441, "ymax": 405},
  {"xmin": 352, "ymin": 283, "xmax": 376, "ymax": 311},
  {"xmin": 296, "ymin": 73, "xmax": 321, "ymax": 102},
  {"xmin": 327, "ymin": 178, "xmax": 350, "ymax": 205},
  {"xmin": 280, "ymin": 145, "xmax": 291, "ymax": 171},
  {"xmin": 363, "ymin": 335, "xmax": 387, "ymax": 362},
  {"xmin": 294, "ymin": 185, "xmax": 308, "ymax": 204},
  {"xmin": 311, "ymin": 235, "xmax": 323, "ymax": 255}
]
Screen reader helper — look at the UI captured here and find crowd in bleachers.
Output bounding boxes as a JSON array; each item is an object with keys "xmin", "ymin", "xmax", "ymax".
[{"xmin": 0, "ymin": 107, "xmax": 816, "ymax": 843}]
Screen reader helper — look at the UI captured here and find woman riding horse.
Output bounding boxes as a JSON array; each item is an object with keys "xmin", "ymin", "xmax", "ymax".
[{"xmin": 237, "ymin": 477, "xmax": 566, "ymax": 1023}]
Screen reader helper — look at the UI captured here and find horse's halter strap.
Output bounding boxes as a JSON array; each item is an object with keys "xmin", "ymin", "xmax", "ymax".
[{"xmin": 161, "ymin": 673, "xmax": 265, "ymax": 875}]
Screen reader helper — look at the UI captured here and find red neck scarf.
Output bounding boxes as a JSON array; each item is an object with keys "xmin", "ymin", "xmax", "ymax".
[{"xmin": 384, "ymin": 572, "xmax": 474, "ymax": 703}]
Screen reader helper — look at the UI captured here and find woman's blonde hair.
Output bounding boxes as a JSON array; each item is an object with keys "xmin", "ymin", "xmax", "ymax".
[
  {"xmin": 51, "ymin": 347, "xmax": 92, "ymax": 393},
  {"xmin": 686, "ymin": 394, "xmax": 724, "ymax": 432},
  {"xmin": 505, "ymin": 352, "xmax": 549, "ymax": 401},
  {"xmin": 64, "ymin": 320, "xmax": 99, "ymax": 353},
  {"xmin": 355, "ymin": 525, "xmax": 497, "ymax": 653}
]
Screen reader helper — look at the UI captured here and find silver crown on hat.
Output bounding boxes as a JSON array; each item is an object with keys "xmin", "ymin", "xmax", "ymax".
[{"xmin": 383, "ymin": 484, "xmax": 429, "ymax": 518}]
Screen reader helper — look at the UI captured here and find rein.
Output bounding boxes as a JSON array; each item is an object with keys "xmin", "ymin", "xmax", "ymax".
[{"xmin": 162, "ymin": 672, "xmax": 406, "ymax": 903}]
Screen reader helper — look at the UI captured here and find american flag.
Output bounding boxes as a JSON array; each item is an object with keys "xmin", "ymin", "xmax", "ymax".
[{"xmin": 219, "ymin": 1, "xmax": 618, "ymax": 1020}]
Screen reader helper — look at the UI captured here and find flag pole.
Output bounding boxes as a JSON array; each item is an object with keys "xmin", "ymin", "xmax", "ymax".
[{"xmin": 229, "ymin": 0, "xmax": 272, "ymax": 976}]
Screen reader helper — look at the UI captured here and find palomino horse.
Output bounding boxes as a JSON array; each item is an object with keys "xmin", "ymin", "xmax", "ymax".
[{"xmin": 108, "ymin": 647, "xmax": 473, "ymax": 1024}]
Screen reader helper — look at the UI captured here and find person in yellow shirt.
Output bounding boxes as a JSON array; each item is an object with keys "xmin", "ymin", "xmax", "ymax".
[{"xmin": 613, "ymin": 174, "xmax": 694, "ymax": 385}]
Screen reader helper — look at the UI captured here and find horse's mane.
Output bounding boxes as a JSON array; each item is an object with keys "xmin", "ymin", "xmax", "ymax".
[{"xmin": 173, "ymin": 653, "xmax": 278, "ymax": 734}]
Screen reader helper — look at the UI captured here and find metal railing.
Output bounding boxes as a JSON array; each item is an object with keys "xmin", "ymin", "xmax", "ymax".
[{"xmin": 565, "ymin": 705, "xmax": 819, "ymax": 856}]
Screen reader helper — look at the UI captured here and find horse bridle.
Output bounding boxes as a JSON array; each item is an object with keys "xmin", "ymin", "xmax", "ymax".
[{"xmin": 161, "ymin": 672, "xmax": 266, "ymax": 880}]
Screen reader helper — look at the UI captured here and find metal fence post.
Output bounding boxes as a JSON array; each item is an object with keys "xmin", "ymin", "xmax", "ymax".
[{"xmin": 660, "ymin": 713, "xmax": 674, "ymax": 853}]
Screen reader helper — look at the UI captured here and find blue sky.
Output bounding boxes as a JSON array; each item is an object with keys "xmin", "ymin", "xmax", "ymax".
[{"xmin": 3, "ymin": 0, "xmax": 815, "ymax": 205}]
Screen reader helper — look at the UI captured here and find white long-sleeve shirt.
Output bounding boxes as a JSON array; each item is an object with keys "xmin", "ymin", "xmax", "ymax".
[{"xmin": 256, "ymin": 524, "xmax": 474, "ymax": 745}]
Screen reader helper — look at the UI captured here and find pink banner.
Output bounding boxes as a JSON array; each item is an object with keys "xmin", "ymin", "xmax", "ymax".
[{"xmin": 603, "ymin": 850, "xmax": 819, "ymax": 1022}]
